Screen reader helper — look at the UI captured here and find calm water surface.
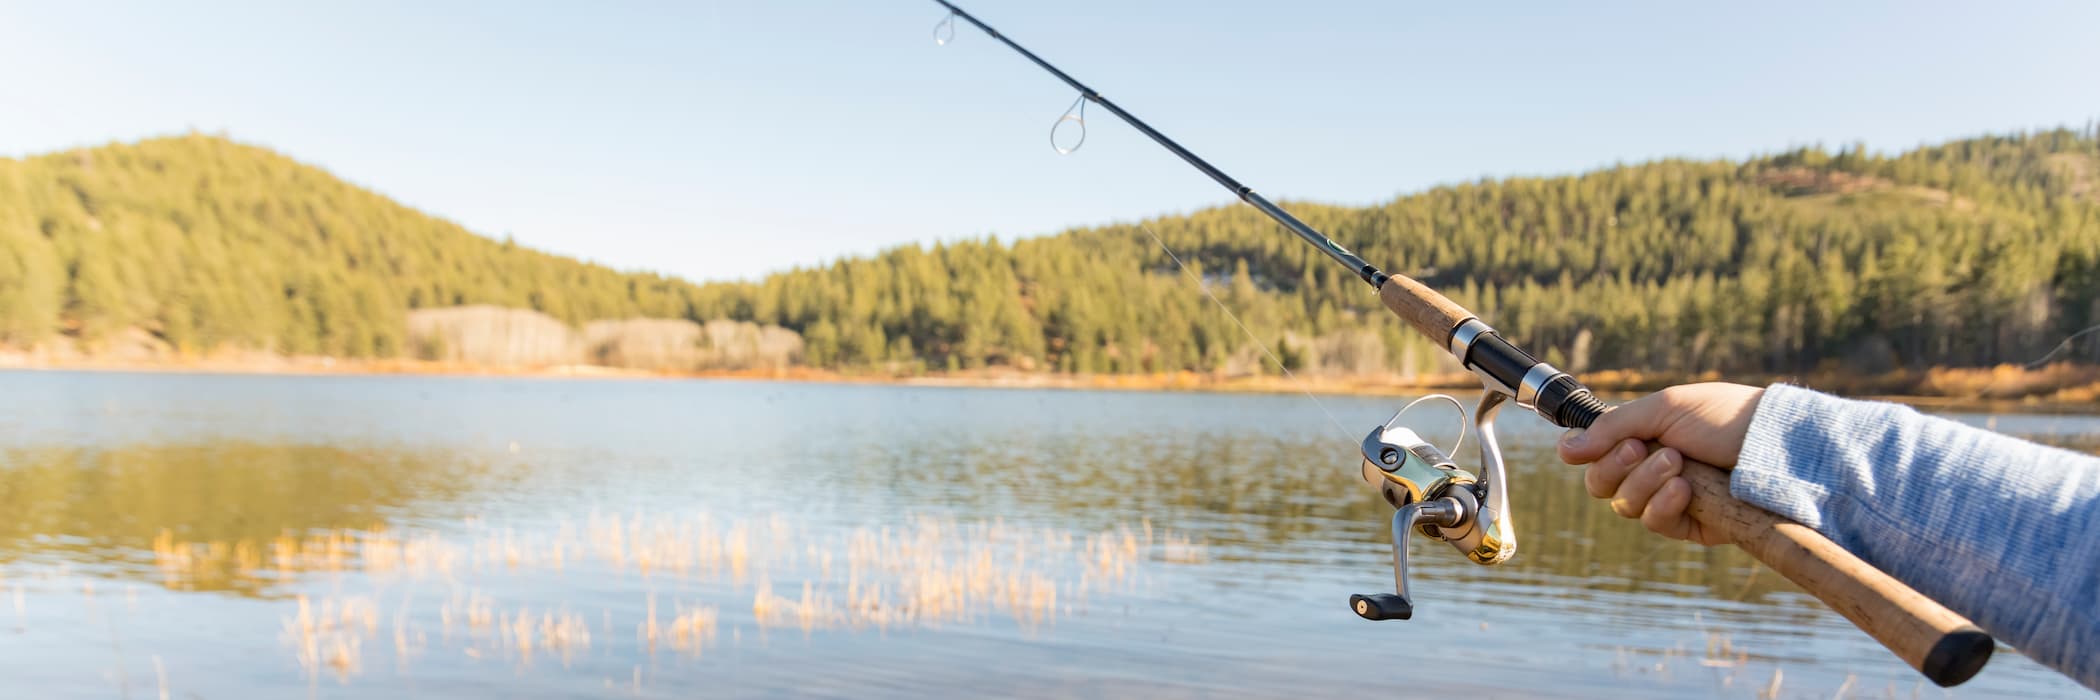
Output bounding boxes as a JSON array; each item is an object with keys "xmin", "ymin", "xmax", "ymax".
[{"xmin": 0, "ymin": 371, "xmax": 2090, "ymax": 698}]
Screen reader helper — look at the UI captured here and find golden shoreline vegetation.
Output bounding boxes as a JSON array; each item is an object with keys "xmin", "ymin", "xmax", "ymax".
[{"xmin": 7, "ymin": 351, "xmax": 2096, "ymax": 413}]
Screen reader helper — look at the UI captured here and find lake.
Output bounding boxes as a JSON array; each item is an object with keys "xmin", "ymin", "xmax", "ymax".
[{"xmin": 0, "ymin": 371, "xmax": 2089, "ymax": 698}]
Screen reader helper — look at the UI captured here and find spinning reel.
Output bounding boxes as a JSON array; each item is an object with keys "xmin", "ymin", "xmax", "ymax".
[{"xmin": 1349, "ymin": 390, "xmax": 1515, "ymax": 621}]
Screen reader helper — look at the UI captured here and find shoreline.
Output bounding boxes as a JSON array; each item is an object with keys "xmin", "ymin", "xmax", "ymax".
[{"xmin": 3, "ymin": 354, "xmax": 2096, "ymax": 415}]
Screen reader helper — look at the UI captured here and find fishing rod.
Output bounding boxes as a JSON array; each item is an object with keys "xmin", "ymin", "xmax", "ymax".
[
  {"xmin": 923, "ymin": 0, "xmax": 1994, "ymax": 687},
  {"xmin": 930, "ymin": 0, "xmax": 1605, "ymax": 427}
]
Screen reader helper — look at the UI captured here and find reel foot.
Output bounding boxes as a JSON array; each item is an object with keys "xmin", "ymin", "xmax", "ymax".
[{"xmin": 1349, "ymin": 593, "xmax": 1412, "ymax": 621}]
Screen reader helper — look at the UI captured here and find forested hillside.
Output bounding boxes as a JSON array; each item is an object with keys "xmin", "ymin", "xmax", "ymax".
[
  {"xmin": 692, "ymin": 126, "xmax": 2100, "ymax": 375},
  {"xmin": 0, "ymin": 135, "xmax": 699, "ymax": 357},
  {"xmin": 2, "ymin": 129, "xmax": 2096, "ymax": 376}
]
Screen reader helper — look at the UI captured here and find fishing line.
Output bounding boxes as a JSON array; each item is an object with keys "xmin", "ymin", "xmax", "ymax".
[
  {"xmin": 1958, "ymin": 322, "xmax": 2100, "ymax": 402},
  {"xmin": 2021, "ymin": 323, "xmax": 2100, "ymax": 370},
  {"xmin": 1139, "ymin": 221, "xmax": 1357, "ymax": 443}
]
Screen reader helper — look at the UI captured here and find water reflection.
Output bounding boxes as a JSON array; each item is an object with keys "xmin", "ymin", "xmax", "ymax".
[{"xmin": 0, "ymin": 443, "xmax": 510, "ymax": 586}]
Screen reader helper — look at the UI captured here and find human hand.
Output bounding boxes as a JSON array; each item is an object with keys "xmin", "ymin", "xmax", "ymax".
[{"xmin": 1555, "ymin": 382, "xmax": 1766, "ymax": 546}]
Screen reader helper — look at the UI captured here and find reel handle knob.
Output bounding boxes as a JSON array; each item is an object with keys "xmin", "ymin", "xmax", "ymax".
[{"xmin": 1348, "ymin": 593, "xmax": 1413, "ymax": 621}]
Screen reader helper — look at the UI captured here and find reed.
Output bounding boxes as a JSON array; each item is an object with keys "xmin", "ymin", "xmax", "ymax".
[
  {"xmin": 280, "ymin": 594, "xmax": 378, "ymax": 682},
  {"xmin": 639, "ymin": 596, "xmax": 720, "ymax": 657}
]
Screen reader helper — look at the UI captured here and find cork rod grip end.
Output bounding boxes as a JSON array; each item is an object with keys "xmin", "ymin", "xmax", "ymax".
[{"xmin": 1377, "ymin": 274, "xmax": 1474, "ymax": 347}]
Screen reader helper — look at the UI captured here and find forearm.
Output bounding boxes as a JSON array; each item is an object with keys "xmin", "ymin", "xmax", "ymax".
[{"xmin": 1730, "ymin": 384, "xmax": 2100, "ymax": 689}]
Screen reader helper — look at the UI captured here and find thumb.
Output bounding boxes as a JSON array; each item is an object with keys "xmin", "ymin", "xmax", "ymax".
[{"xmin": 1557, "ymin": 391, "xmax": 1675, "ymax": 464}]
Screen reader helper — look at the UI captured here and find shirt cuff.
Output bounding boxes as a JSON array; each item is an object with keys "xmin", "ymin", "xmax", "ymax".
[{"xmin": 1729, "ymin": 383, "xmax": 1843, "ymax": 535}]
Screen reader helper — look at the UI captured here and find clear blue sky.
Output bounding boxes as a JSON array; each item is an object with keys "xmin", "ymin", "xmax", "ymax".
[{"xmin": 2, "ymin": 1, "xmax": 2095, "ymax": 283}]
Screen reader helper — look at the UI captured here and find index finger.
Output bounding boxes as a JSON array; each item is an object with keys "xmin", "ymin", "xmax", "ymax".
[{"xmin": 1557, "ymin": 392, "xmax": 1675, "ymax": 464}]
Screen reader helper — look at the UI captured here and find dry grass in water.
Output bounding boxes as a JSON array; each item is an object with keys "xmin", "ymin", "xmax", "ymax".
[
  {"xmin": 640, "ymin": 594, "xmax": 720, "ymax": 657},
  {"xmin": 142, "ymin": 511, "xmax": 1210, "ymax": 683},
  {"xmin": 437, "ymin": 590, "xmax": 591, "ymax": 668},
  {"xmin": 281, "ymin": 594, "xmax": 377, "ymax": 682}
]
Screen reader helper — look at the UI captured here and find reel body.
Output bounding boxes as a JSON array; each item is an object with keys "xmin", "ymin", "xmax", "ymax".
[{"xmin": 1350, "ymin": 391, "xmax": 1514, "ymax": 621}]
